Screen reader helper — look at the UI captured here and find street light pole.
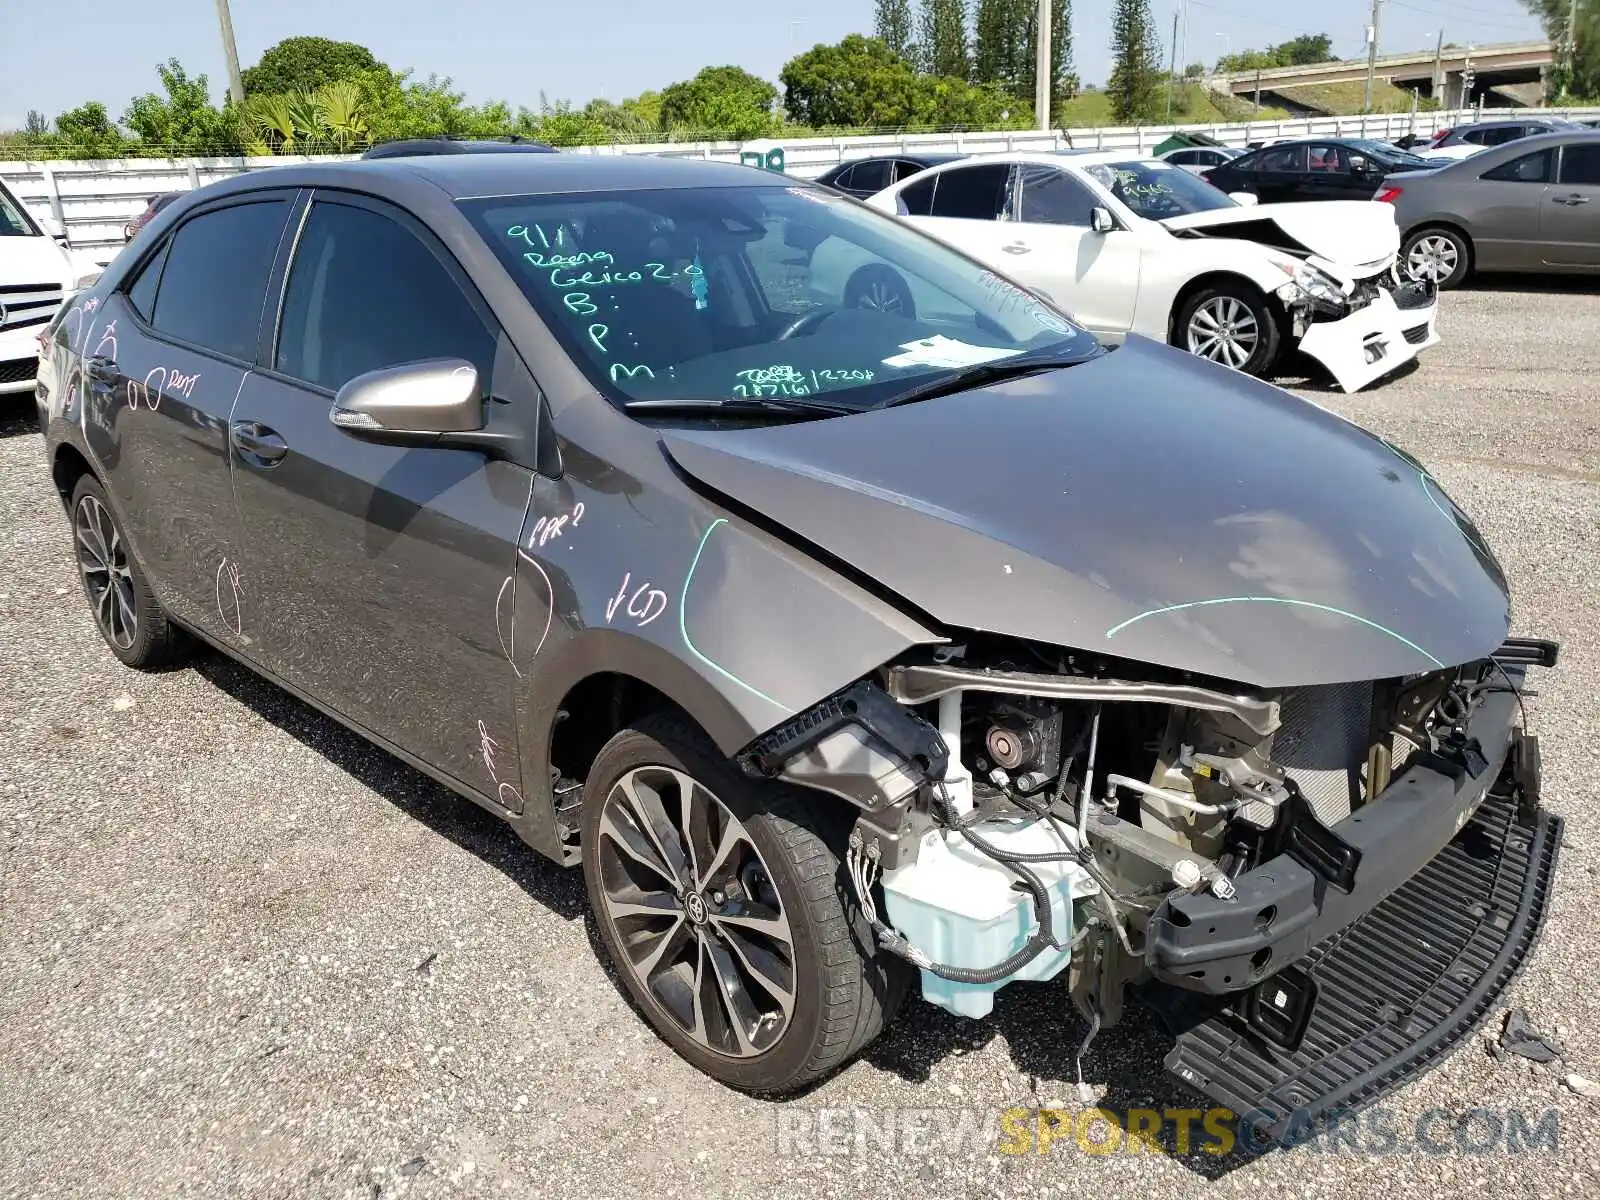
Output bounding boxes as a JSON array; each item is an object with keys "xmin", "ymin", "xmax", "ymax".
[
  {"xmin": 1363, "ymin": 0, "xmax": 1385, "ymax": 113},
  {"xmin": 1035, "ymin": 0, "xmax": 1052, "ymax": 132},
  {"xmin": 214, "ymin": 0, "xmax": 245, "ymax": 104}
]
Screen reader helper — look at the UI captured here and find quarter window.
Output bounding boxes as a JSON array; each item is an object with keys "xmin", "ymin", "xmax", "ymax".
[
  {"xmin": 125, "ymin": 240, "xmax": 169, "ymax": 320},
  {"xmin": 274, "ymin": 201, "xmax": 495, "ymax": 395},
  {"xmin": 149, "ymin": 200, "xmax": 288, "ymax": 361}
]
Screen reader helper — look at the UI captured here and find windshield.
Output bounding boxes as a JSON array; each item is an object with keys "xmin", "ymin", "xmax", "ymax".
[
  {"xmin": 0, "ymin": 182, "xmax": 39, "ymax": 237},
  {"xmin": 461, "ymin": 184, "xmax": 1097, "ymax": 414},
  {"xmin": 1084, "ymin": 160, "xmax": 1235, "ymax": 221}
]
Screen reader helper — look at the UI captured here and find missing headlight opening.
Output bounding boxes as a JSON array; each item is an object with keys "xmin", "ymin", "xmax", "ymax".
[{"xmin": 737, "ymin": 637, "xmax": 1556, "ymax": 1114}]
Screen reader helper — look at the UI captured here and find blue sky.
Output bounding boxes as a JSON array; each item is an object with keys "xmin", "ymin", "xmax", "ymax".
[{"xmin": 0, "ymin": 0, "xmax": 1544, "ymax": 130}]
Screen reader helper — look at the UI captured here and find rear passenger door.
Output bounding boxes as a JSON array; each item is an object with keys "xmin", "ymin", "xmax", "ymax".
[
  {"xmin": 88, "ymin": 192, "xmax": 294, "ymax": 641},
  {"xmin": 1247, "ymin": 145, "xmax": 1309, "ymax": 204},
  {"xmin": 227, "ymin": 192, "xmax": 535, "ymax": 797}
]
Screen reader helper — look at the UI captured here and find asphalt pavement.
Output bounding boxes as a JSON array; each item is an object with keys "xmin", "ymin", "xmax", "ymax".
[{"xmin": 2, "ymin": 283, "xmax": 1597, "ymax": 1199}]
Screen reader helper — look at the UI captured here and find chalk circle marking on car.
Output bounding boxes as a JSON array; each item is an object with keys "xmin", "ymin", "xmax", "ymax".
[
  {"xmin": 501, "ymin": 547, "xmax": 557, "ymax": 674},
  {"xmin": 1104, "ymin": 596, "xmax": 1444, "ymax": 668},
  {"xmin": 680, "ymin": 519, "xmax": 788, "ymax": 711}
]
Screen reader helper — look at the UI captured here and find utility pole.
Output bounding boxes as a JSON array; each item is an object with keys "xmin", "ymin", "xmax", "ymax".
[
  {"xmin": 1167, "ymin": 6, "xmax": 1181, "ymax": 120},
  {"xmin": 1566, "ymin": 0, "xmax": 1581, "ymax": 90},
  {"xmin": 214, "ymin": 0, "xmax": 245, "ymax": 104},
  {"xmin": 1363, "ymin": 0, "xmax": 1384, "ymax": 113},
  {"xmin": 1035, "ymin": 0, "xmax": 1052, "ymax": 131},
  {"xmin": 1253, "ymin": 66, "xmax": 1263, "ymax": 113},
  {"xmin": 1432, "ymin": 29, "xmax": 1444, "ymax": 99}
]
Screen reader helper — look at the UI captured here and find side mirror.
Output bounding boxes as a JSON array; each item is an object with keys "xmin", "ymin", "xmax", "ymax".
[
  {"xmin": 330, "ymin": 359, "xmax": 514, "ymax": 456},
  {"xmin": 1229, "ymin": 191, "xmax": 1260, "ymax": 208},
  {"xmin": 1090, "ymin": 206, "xmax": 1116, "ymax": 234}
]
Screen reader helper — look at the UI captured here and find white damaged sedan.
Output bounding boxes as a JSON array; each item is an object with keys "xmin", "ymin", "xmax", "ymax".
[{"xmin": 808, "ymin": 151, "xmax": 1439, "ymax": 392}]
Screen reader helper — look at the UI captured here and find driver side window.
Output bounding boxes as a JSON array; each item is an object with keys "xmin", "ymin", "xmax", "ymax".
[{"xmin": 1013, "ymin": 166, "xmax": 1098, "ymax": 227}]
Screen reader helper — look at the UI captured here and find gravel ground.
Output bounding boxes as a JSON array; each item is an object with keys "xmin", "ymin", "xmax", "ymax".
[{"xmin": 2, "ymin": 284, "xmax": 1598, "ymax": 1200}]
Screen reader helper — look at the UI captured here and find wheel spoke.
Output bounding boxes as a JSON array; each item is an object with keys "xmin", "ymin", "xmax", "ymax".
[
  {"xmin": 697, "ymin": 817, "xmax": 745, "ymax": 891},
  {"xmin": 608, "ymin": 892, "xmax": 681, "ymax": 921},
  {"xmin": 111, "ymin": 582, "xmax": 136, "ymax": 646},
  {"xmin": 708, "ymin": 917, "xmax": 795, "ymax": 1018},
  {"xmin": 599, "ymin": 805, "xmax": 680, "ymax": 889},
  {"xmin": 1192, "ymin": 309, "xmax": 1220, "ymax": 332},
  {"xmin": 710, "ymin": 900, "xmax": 789, "ymax": 939},
  {"xmin": 631, "ymin": 915, "xmax": 690, "ymax": 981},
  {"xmin": 75, "ymin": 526, "xmax": 105, "ymax": 568},
  {"xmin": 616, "ymin": 772, "xmax": 690, "ymax": 887},
  {"xmin": 702, "ymin": 937, "xmax": 760, "ymax": 1055}
]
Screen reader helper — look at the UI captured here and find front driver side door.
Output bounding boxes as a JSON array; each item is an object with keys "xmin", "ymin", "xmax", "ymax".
[
  {"xmin": 1249, "ymin": 145, "xmax": 1309, "ymax": 204},
  {"xmin": 1541, "ymin": 142, "xmax": 1600, "ymax": 267},
  {"xmin": 999, "ymin": 164, "xmax": 1142, "ymax": 337},
  {"xmin": 228, "ymin": 193, "xmax": 535, "ymax": 799}
]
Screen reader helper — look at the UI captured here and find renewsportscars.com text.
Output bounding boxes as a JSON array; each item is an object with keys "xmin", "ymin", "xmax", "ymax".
[{"xmin": 774, "ymin": 1105, "xmax": 1561, "ymax": 1158}]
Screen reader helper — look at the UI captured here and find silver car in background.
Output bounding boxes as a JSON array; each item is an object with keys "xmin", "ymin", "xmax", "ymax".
[{"xmin": 1381, "ymin": 130, "xmax": 1600, "ymax": 288}]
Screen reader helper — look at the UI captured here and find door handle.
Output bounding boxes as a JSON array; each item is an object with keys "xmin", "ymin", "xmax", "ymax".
[
  {"xmin": 85, "ymin": 355, "xmax": 116, "ymax": 381},
  {"xmin": 1553, "ymin": 193, "xmax": 1591, "ymax": 206},
  {"xmin": 1001, "ymin": 241, "xmax": 1031, "ymax": 255},
  {"xmin": 230, "ymin": 420, "xmax": 289, "ymax": 465}
]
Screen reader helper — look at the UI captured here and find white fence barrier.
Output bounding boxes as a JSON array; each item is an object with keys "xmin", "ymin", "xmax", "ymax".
[{"xmin": 6, "ymin": 106, "xmax": 1597, "ymax": 263}]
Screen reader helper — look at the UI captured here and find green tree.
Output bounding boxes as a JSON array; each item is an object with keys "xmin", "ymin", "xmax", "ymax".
[
  {"xmin": 1524, "ymin": 0, "xmax": 1600, "ymax": 99},
  {"xmin": 123, "ymin": 60, "xmax": 242, "ymax": 154},
  {"xmin": 875, "ymin": 0, "xmax": 916, "ymax": 61},
  {"xmin": 782, "ymin": 35, "xmax": 923, "ymax": 126},
  {"xmin": 1107, "ymin": 0, "xmax": 1162, "ymax": 122},
  {"xmin": 918, "ymin": 0, "xmax": 970, "ymax": 78},
  {"xmin": 353, "ymin": 68, "xmax": 516, "ymax": 145},
  {"xmin": 1217, "ymin": 33, "xmax": 1334, "ymax": 73},
  {"xmin": 658, "ymin": 65, "xmax": 778, "ymax": 137},
  {"xmin": 241, "ymin": 37, "xmax": 384, "ymax": 97},
  {"xmin": 1021, "ymin": 0, "xmax": 1077, "ymax": 117},
  {"xmin": 50, "ymin": 103, "xmax": 132, "ymax": 157},
  {"xmin": 974, "ymin": 0, "xmax": 1029, "ymax": 95}
]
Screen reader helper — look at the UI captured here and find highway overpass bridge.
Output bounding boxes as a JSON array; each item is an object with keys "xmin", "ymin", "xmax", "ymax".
[{"xmin": 1214, "ymin": 41, "xmax": 1555, "ymax": 110}]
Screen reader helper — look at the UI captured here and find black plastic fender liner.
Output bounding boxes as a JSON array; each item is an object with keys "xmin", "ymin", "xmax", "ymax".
[{"xmin": 1147, "ymin": 784, "xmax": 1561, "ymax": 1147}]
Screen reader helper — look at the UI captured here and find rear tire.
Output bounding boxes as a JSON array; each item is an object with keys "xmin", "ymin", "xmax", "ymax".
[
  {"xmin": 69, "ymin": 475, "xmax": 185, "ymax": 669},
  {"xmin": 1172, "ymin": 281, "xmax": 1283, "ymax": 377},
  {"xmin": 1401, "ymin": 226, "xmax": 1471, "ymax": 289},
  {"xmin": 581, "ymin": 712, "xmax": 911, "ymax": 1094}
]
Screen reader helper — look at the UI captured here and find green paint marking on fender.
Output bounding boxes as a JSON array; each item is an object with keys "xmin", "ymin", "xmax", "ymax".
[
  {"xmin": 680, "ymin": 518, "xmax": 787, "ymax": 709},
  {"xmin": 1104, "ymin": 596, "xmax": 1445, "ymax": 669}
]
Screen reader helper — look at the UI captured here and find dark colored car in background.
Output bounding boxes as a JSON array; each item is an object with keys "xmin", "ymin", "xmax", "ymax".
[
  {"xmin": 1204, "ymin": 137, "xmax": 1435, "ymax": 203},
  {"xmin": 123, "ymin": 192, "xmax": 184, "ymax": 242},
  {"xmin": 814, "ymin": 154, "xmax": 963, "ymax": 198},
  {"xmin": 34, "ymin": 153, "xmax": 1559, "ymax": 1138},
  {"xmin": 1382, "ymin": 130, "xmax": 1600, "ymax": 288},
  {"xmin": 1424, "ymin": 116, "xmax": 1580, "ymax": 154}
]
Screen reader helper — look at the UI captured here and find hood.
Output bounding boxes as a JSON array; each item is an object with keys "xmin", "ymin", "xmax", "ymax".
[
  {"xmin": 1162, "ymin": 201, "xmax": 1400, "ymax": 274},
  {"xmin": 661, "ymin": 338, "xmax": 1510, "ymax": 690},
  {"xmin": 0, "ymin": 232, "xmax": 76, "ymax": 285}
]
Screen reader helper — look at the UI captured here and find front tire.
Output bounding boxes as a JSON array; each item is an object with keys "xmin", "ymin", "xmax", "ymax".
[
  {"xmin": 1401, "ymin": 226, "xmax": 1471, "ymax": 289},
  {"xmin": 69, "ymin": 475, "xmax": 184, "ymax": 669},
  {"xmin": 1173, "ymin": 281, "xmax": 1283, "ymax": 377},
  {"xmin": 581, "ymin": 713, "xmax": 910, "ymax": 1094}
]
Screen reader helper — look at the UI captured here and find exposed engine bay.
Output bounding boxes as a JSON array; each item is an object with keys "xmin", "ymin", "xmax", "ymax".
[{"xmin": 737, "ymin": 634, "xmax": 1558, "ymax": 1096}]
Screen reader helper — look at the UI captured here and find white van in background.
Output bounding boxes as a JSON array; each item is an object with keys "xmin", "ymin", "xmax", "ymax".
[{"xmin": 1, "ymin": 176, "xmax": 101, "ymax": 398}]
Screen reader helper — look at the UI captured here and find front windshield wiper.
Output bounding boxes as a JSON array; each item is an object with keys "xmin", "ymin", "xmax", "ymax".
[
  {"xmin": 623, "ymin": 395, "xmax": 861, "ymax": 419},
  {"xmin": 871, "ymin": 352, "xmax": 1088, "ymax": 411}
]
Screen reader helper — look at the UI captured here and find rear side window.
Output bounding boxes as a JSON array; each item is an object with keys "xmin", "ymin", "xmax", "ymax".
[
  {"xmin": 829, "ymin": 165, "xmax": 857, "ymax": 190},
  {"xmin": 1558, "ymin": 144, "xmax": 1600, "ymax": 186},
  {"xmin": 893, "ymin": 159, "xmax": 930, "ymax": 182},
  {"xmin": 926, "ymin": 164, "xmax": 1012, "ymax": 219},
  {"xmin": 275, "ymin": 201, "xmax": 495, "ymax": 395},
  {"xmin": 149, "ymin": 200, "xmax": 287, "ymax": 361},
  {"xmin": 1482, "ymin": 149, "xmax": 1553, "ymax": 183},
  {"xmin": 847, "ymin": 160, "xmax": 890, "ymax": 192},
  {"xmin": 899, "ymin": 174, "xmax": 937, "ymax": 215},
  {"xmin": 1257, "ymin": 145, "xmax": 1306, "ymax": 172}
]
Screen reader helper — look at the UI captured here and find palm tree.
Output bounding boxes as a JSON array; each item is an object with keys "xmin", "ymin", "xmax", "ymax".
[
  {"xmin": 287, "ymin": 92, "xmax": 326, "ymax": 153},
  {"xmin": 315, "ymin": 81, "xmax": 370, "ymax": 152},
  {"xmin": 238, "ymin": 93, "xmax": 298, "ymax": 153}
]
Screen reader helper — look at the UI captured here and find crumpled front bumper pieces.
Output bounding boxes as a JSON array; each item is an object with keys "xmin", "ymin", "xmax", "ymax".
[{"xmin": 1139, "ymin": 674, "xmax": 1560, "ymax": 1144}]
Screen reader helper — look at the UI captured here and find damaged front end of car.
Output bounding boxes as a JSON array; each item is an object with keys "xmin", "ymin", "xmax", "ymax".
[{"xmin": 736, "ymin": 633, "xmax": 1561, "ymax": 1143}]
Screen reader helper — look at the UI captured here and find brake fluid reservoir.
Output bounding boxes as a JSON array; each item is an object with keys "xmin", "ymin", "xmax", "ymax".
[{"xmin": 880, "ymin": 816, "xmax": 1098, "ymax": 1019}]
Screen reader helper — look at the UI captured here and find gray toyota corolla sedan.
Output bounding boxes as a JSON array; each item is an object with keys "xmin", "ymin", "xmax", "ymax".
[{"xmin": 36, "ymin": 154, "xmax": 1560, "ymax": 1137}]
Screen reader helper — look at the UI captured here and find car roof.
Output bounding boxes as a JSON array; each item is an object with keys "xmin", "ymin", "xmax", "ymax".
[
  {"xmin": 363, "ymin": 138, "xmax": 556, "ymax": 158},
  {"xmin": 198, "ymin": 153, "xmax": 793, "ymax": 202}
]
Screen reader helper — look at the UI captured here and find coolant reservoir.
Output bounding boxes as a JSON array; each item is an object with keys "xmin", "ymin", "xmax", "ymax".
[{"xmin": 880, "ymin": 816, "xmax": 1098, "ymax": 1019}]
